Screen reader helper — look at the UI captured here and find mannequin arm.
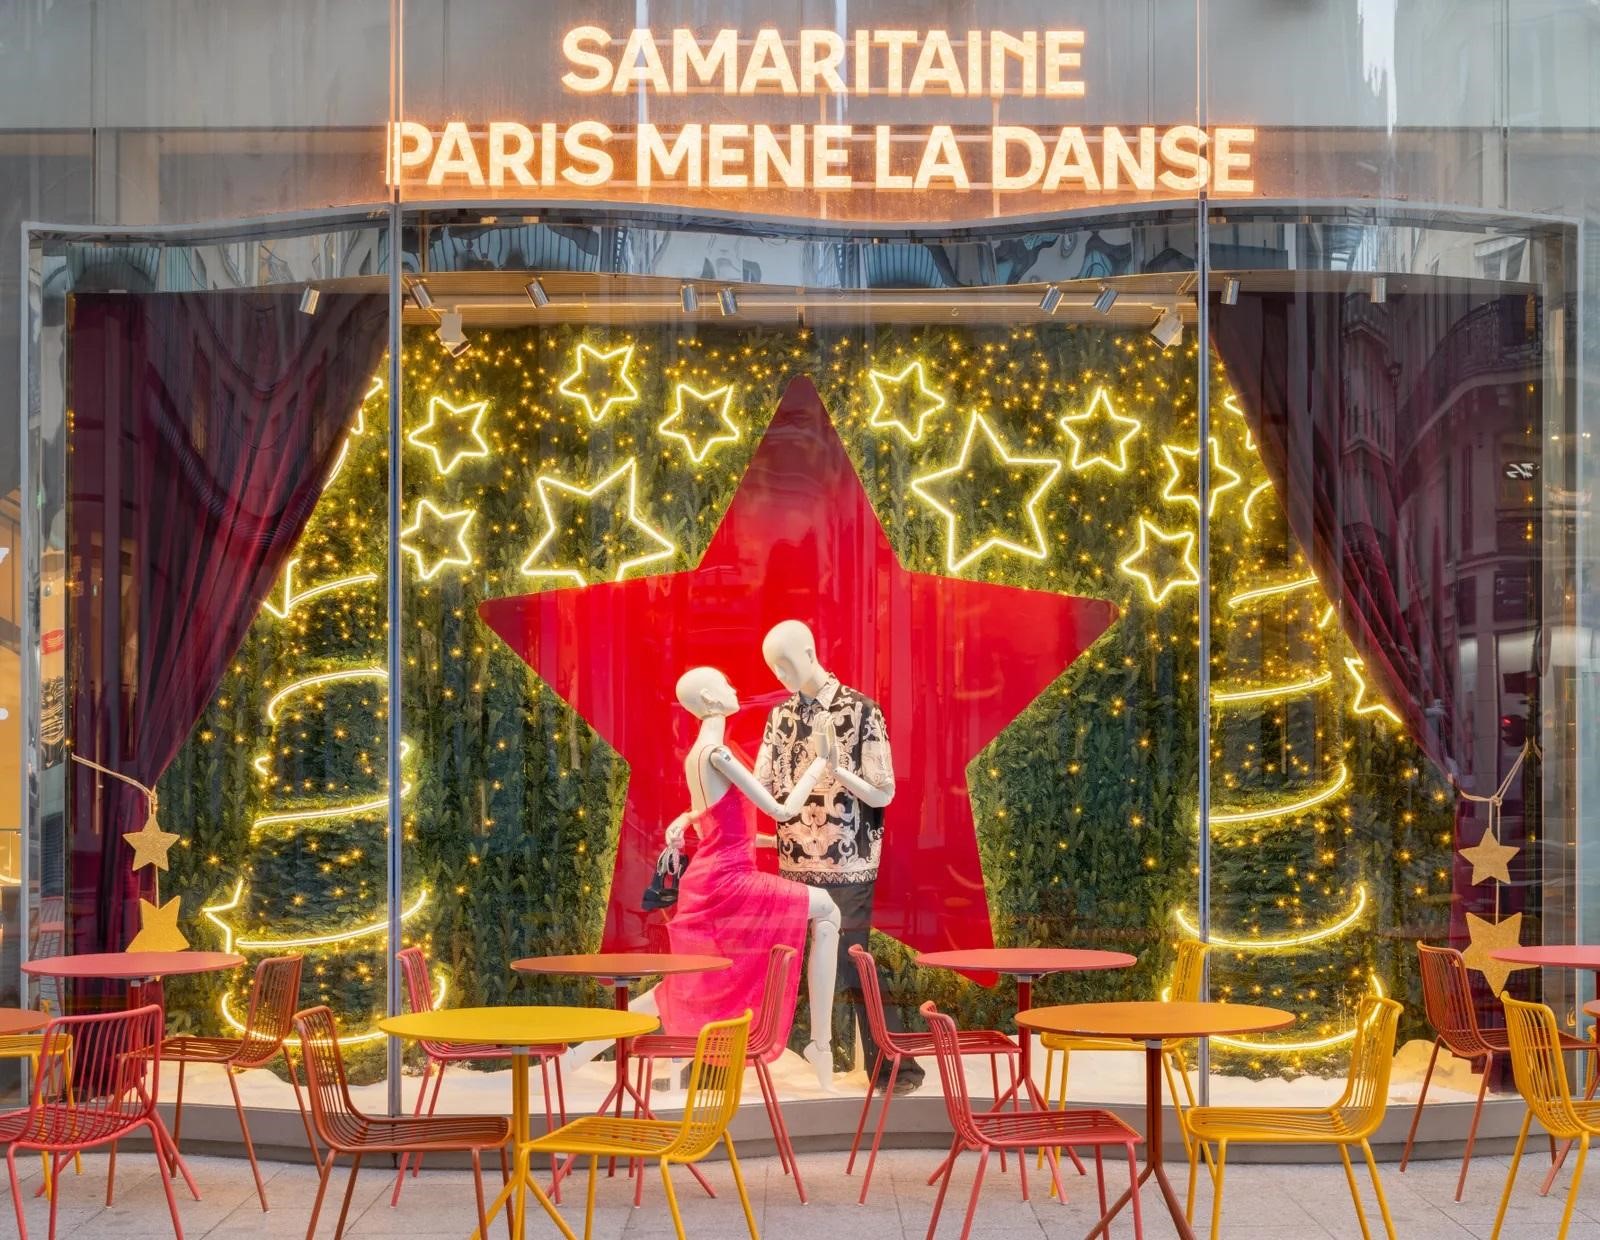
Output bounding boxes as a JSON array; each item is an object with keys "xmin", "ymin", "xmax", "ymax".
[
  {"xmin": 709, "ymin": 747, "xmax": 827, "ymax": 822},
  {"xmin": 829, "ymin": 764, "xmax": 895, "ymax": 808}
]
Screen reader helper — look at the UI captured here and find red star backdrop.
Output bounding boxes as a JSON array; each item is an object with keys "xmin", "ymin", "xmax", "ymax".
[{"xmin": 480, "ymin": 377, "xmax": 1118, "ymax": 957}]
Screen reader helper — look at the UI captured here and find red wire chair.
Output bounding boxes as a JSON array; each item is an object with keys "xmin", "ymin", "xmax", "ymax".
[
  {"xmin": 845, "ymin": 943, "xmax": 1019, "ymax": 1204},
  {"xmin": 0, "ymin": 1005, "xmax": 183, "ymax": 1240},
  {"xmin": 156, "ymin": 954, "xmax": 312, "ymax": 1210},
  {"xmin": 1400, "ymin": 942, "xmax": 1594, "ymax": 1200},
  {"xmin": 632, "ymin": 944, "xmax": 807, "ymax": 1203},
  {"xmin": 920, "ymin": 1001, "xmax": 1142, "ymax": 1240},
  {"xmin": 391, "ymin": 945, "xmax": 565, "ymax": 1204},
  {"xmin": 294, "ymin": 1005, "xmax": 512, "ymax": 1240}
]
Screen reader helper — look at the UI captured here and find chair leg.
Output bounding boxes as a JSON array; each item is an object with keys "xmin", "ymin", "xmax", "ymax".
[
  {"xmin": 1456, "ymin": 1052, "xmax": 1493, "ymax": 1201},
  {"xmin": 660, "ymin": 1160, "xmax": 686, "ymax": 1240},
  {"xmin": 284, "ymin": 1045, "xmax": 322, "ymax": 1174},
  {"xmin": 859, "ymin": 1053, "xmax": 901, "ymax": 1203},
  {"xmin": 584, "ymin": 1155, "xmax": 598, "ymax": 1240},
  {"xmin": 1399, "ymin": 1037, "xmax": 1441, "ymax": 1173},
  {"xmin": 758, "ymin": 1059, "xmax": 805, "ymax": 1203},
  {"xmin": 1560, "ymin": 1135, "xmax": 1590, "ymax": 1240},
  {"xmin": 7, "ymin": 1146, "xmax": 28, "ymax": 1240},
  {"xmin": 1093, "ymin": 1146, "xmax": 1107, "ymax": 1218},
  {"xmin": 753, "ymin": 1060, "xmax": 790, "ymax": 1174},
  {"xmin": 1208, "ymin": 1139, "xmax": 1228, "ymax": 1240},
  {"xmin": 393, "ymin": 1059, "xmax": 433, "ymax": 1203},
  {"xmin": 470, "ymin": 1151, "xmax": 490, "ymax": 1240},
  {"xmin": 105, "ymin": 1141, "xmax": 116, "ymax": 1206},
  {"xmin": 957, "ymin": 1146, "xmax": 991, "ymax": 1240},
  {"xmin": 1186, "ymin": 1124, "xmax": 1200, "ymax": 1223},
  {"xmin": 1338, "ymin": 1144, "xmax": 1374, "ymax": 1240},
  {"xmin": 307, "ymin": 1152, "xmax": 337, "ymax": 1240},
  {"xmin": 46, "ymin": 1151, "xmax": 59, "ymax": 1240},
  {"xmin": 332, "ymin": 1153, "xmax": 364, "ymax": 1240},
  {"xmin": 1490, "ymin": 1111, "xmax": 1533, "ymax": 1240},
  {"xmin": 725, "ymin": 1136, "xmax": 760, "ymax": 1240},
  {"xmin": 499, "ymin": 1146, "xmax": 513, "ymax": 1240},
  {"xmin": 1126, "ymin": 1141, "xmax": 1145, "ymax": 1240},
  {"xmin": 142, "ymin": 1122, "xmax": 183, "ymax": 1240},
  {"xmin": 925, "ymin": 1136, "xmax": 961, "ymax": 1239},
  {"xmin": 228, "ymin": 1068, "xmax": 269, "ymax": 1211},
  {"xmin": 1360, "ymin": 1139, "xmax": 1397, "ymax": 1240},
  {"xmin": 846, "ymin": 1049, "xmax": 885, "ymax": 1174},
  {"xmin": 170, "ymin": 1057, "xmax": 187, "ymax": 1170},
  {"xmin": 539, "ymin": 1057, "xmax": 562, "ymax": 1206}
]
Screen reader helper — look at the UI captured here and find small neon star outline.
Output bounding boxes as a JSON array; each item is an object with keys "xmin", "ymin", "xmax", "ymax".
[
  {"xmin": 658, "ymin": 382, "xmax": 740, "ymax": 463},
  {"xmin": 401, "ymin": 500, "xmax": 476, "ymax": 581},
  {"xmin": 867, "ymin": 361, "xmax": 947, "ymax": 442},
  {"xmin": 1060, "ymin": 387, "xmax": 1143, "ymax": 473},
  {"xmin": 407, "ymin": 395, "xmax": 491, "ymax": 476},
  {"xmin": 910, "ymin": 413, "xmax": 1063, "ymax": 572},
  {"xmin": 520, "ymin": 460, "xmax": 676, "ymax": 587},
  {"xmin": 1343, "ymin": 657, "xmax": 1401, "ymax": 724},
  {"xmin": 1161, "ymin": 437, "xmax": 1243, "ymax": 517},
  {"xmin": 1119, "ymin": 518, "xmax": 1200, "ymax": 605},
  {"xmin": 558, "ymin": 342, "xmax": 640, "ymax": 424}
]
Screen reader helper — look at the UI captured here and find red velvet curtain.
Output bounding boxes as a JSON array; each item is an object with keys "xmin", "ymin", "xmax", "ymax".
[
  {"xmin": 1211, "ymin": 289, "xmax": 1544, "ymax": 954},
  {"xmin": 68, "ymin": 290, "xmax": 388, "ymax": 953}
]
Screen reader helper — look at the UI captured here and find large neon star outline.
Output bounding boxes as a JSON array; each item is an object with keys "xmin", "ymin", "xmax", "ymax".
[
  {"xmin": 479, "ymin": 378, "xmax": 1118, "ymax": 961},
  {"xmin": 520, "ymin": 460, "xmax": 676, "ymax": 586}
]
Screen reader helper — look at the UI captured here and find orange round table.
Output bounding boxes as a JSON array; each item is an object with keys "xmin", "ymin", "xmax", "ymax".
[
  {"xmin": 0, "ymin": 1008, "xmax": 48, "ymax": 1036},
  {"xmin": 1019, "ymin": 1001, "xmax": 1294, "ymax": 1240}
]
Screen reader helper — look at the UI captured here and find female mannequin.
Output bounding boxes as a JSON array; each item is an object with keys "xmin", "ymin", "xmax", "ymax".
[{"xmin": 562, "ymin": 666, "xmax": 843, "ymax": 1090}]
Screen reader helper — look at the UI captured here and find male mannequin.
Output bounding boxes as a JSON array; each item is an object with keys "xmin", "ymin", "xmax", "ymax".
[{"xmin": 756, "ymin": 619, "xmax": 923, "ymax": 1093}]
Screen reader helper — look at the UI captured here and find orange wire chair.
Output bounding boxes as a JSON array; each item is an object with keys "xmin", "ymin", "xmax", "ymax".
[
  {"xmin": 845, "ymin": 943, "xmax": 1019, "ymax": 1204},
  {"xmin": 1185, "ymin": 994, "xmax": 1403, "ymax": 1240},
  {"xmin": 632, "ymin": 944, "xmax": 807, "ymax": 1203},
  {"xmin": 920, "ymin": 1000, "xmax": 1143, "ymax": 1240},
  {"xmin": 1400, "ymin": 942, "xmax": 1591, "ymax": 1200},
  {"xmin": 294, "ymin": 1005, "xmax": 512, "ymax": 1240},
  {"xmin": 0, "ymin": 999, "xmax": 80, "ymax": 1196},
  {"xmin": 156, "ymin": 953, "xmax": 312, "ymax": 1210},
  {"xmin": 0, "ymin": 1005, "xmax": 182, "ymax": 1240},
  {"xmin": 1493, "ymin": 994, "xmax": 1600, "ymax": 1240},
  {"xmin": 391, "ymin": 945, "xmax": 564, "ymax": 1204},
  {"xmin": 523, "ymin": 1011, "xmax": 758, "ymax": 1240}
]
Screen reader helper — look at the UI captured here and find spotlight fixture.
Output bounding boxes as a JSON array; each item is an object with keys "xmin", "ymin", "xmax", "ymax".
[
  {"xmin": 1369, "ymin": 275, "xmax": 1387, "ymax": 304},
  {"xmin": 718, "ymin": 287, "xmax": 739, "ymax": 316},
  {"xmin": 1221, "ymin": 276, "xmax": 1241, "ymax": 306},
  {"xmin": 1038, "ymin": 284, "xmax": 1063, "ymax": 314},
  {"xmin": 436, "ymin": 309, "xmax": 467, "ymax": 355},
  {"xmin": 680, "ymin": 284, "xmax": 700, "ymax": 313},
  {"xmin": 1150, "ymin": 307, "xmax": 1183, "ymax": 349},
  {"xmin": 524, "ymin": 277, "xmax": 550, "ymax": 308},
  {"xmin": 445, "ymin": 338, "xmax": 473, "ymax": 359},
  {"xmin": 409, "ymin": 279, "xmax": 435, "ymax": 312},
  {"xmin": 298, "ymin": 287, "xmax": 321, "ymax": 315},
  {"xmin": 1092, "ymin": 284, "xmax": 1118, "ymax": 315}
]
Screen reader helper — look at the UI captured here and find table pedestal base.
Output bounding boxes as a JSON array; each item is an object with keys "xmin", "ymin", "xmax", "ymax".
[{"xmin": 1080, "ymin": 1042, "xmax": 1193, "ymax": 1240}]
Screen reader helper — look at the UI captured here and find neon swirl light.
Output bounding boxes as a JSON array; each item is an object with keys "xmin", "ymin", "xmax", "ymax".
[
  {"xmin": 1207, "ymin": 977, "xmax": 1386, "ymax": 1053},
  {"xmin": 1227, "ymin": 575, "xmax": 1320, "ymax": 608},
  {"xmin": 1211, "ymin": 671, "xmax": 1334, "ymax": 705},
  {"xmin": 1207, "ymin": 763, "xmax": 1349, "ymax": 827},
  {"xmin": 265, "ymin": 668, "xmax": 387, "ymax": 723},
  {"xmin": 1173, "ymin": 885, "xmax": 1367, "ymax": 950}
]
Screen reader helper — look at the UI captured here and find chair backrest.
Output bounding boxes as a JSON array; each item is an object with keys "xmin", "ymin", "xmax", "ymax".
[
  {"xmin": 30, "ymin": 1005, "xmax": 163, "ymax": 1137},
  {"xmin": 1332, "ymin": 994, "xmax": 1403, "ymax": 1135},
  {"xmin": 848, "ymin": 943, "xmax": 901, "ymax": 1055},
  {"xmin": 920, "ymin": 1001, "xmax": 984, "ymax": 1148},
  {"xmin": 748, "ymin": 945, "xmax": 798, "ymax": 1059},
  {"xmin": 1170, "ymin": 940, "xmax": 1209, "ymax": 1003},
  {"xmin": 234, "ymin": 954, "xmax": 303, "ymax": 1069},
  {"xmin": 670, "ymin": 1011, "xmax": 751, "ymax": 1160},
  {"xmin": 397, "ymin": 946, "xmax": 435, "ymax": 1015},
  {"xmin": 1416, "ymin": 942, "xmax": 1487, "ymax": 1053},
  {"xmin": 1502, "ymin": 994, "xmax": 1584, "ymax": 1140},
  {"xmin": 292, "ymin": 1005, "xmax": 369, "ymax": 1149}
]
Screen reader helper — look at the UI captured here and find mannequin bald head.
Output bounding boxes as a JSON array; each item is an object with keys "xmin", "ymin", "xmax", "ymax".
[
  {"xmin": 675, "ymin": 666, "xmax": 739, "ymax": 719},
  {"xmin": 762, "ymin": 619, "xmax": 828, "ymax": 697}
]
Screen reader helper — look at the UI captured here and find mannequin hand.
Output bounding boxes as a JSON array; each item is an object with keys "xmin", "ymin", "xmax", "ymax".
[
  {"xmin": 817, "ymin": 715, "xmax": 840, "ymax": 770},
  {"xmin": 665, "ymin": 813, "xmax": 691, "ymax": 850}
]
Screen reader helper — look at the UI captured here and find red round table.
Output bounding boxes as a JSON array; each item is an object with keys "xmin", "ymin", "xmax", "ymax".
[
  {"xmin": 1019, "ymin": 1000, "xmax": 1295, "ymax": 1240},
  {"xmin": 0, "ymin": 1008, "xmax": 48, "ymax": 1036},
  {"xmin": 512, "ymin": 953, "xmax": 729, "ymax": 1191}
]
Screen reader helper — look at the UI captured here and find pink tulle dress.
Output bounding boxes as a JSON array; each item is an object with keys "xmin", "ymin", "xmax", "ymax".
[{"xmin": 655, "ymin": 789, "xmax": 809, "ymax": 1057}]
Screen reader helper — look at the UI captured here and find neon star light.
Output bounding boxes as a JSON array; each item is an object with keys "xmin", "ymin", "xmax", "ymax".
[
  {"xmin": 407, "ymin": 395, "xmax": 491, "ymax": 476},
  {"xmin": 401, "ymin": 500, "xmax": 476, "ymax": 580},
  {"xmin": 1160, "ymin": 437, "xmax": 1242, "ymax": 516},
  {"xmin": 1343, "ymin": 656, "xmax": 1402, "ymax": 724},
  {"xmin": 557, "ymin": 342, "xmax": 640, "ymax": 424},
  {"xmin": 657, "ymin": 382, "xmax": 741, "ymax": 463},
  {"xmin": 520, "ymin": 459, "xmax": 676, "ymax": 586},
  {"xmin": 1174, "ymin": 884, "xmax": 1368, "ymax": 950},
  {"xmin": 1059, "ymin": 386, "xmax": 1142, "ymax": 474},
  {"xmin": 1207, "ymin": 761, "xmax": 1349, "ymax": 826},
  {"xmin": 263, "ymin": 558, "xmax": 379, "ymax": 620},
  {"xmin": 1118, "ymin": 518, "xmax": 1199, "ymax": 605},
  {"xmin": 909, "ymin": 412, "xmax": 1062, "ymax": 572},
  {"xmin": 866, "ymin": 360, "xmax": 947, "ymax": 443}
]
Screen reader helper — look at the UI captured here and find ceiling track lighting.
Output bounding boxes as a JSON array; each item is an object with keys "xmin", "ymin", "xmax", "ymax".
[
  {"xmin": 524, "ymin": 277, "xmax": 550, "ymax": 308},
  {"xmin": 409, "ymin": 279, "xmax": 435, "ymax": 312},
  {"xmin": 1092, "ymin": 285, "xmax": 1118, "ymax": 315},
  {"xmin": 1038, "ymin": 284, "xmax": 1063, "ymax": 314},
  {"xmin": 680, "ymin": 284, "xmax": 700, "ymax": 313},
  {"xmin": 297, "ymin": 287, "xmax": 321, "ymax": 316},
  {"xmin": 436, "ymin": 309, "xmax": 470, "ymax": 358},
  {"xmin": 718, "ymin": 287, "xmax": 740, "ymax": 316},
  {"xmin": 1150, "ymin": 307, "xmax": 1183, "ymax": 349},
  {"xmin": 445, "ymin": 338, "xmax": 473, "ymax": 359},
  {"xmin": 1369, "ymin": 274, "xmax": 1387, "ymax": 304},
  {"xmin": 1220, "ymin": 276, "xmax": 1241, "ymax": 306}
]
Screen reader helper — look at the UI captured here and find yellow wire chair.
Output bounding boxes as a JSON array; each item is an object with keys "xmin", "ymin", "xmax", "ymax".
[
  {"xmin": 1039, "ymin": 939, "xmax": 1211, "ymax": 1168},
  {"xmin": 1184, "ymin": 994, "xmax": 1403, "ymax": 1240},
  {"xmin": 0, "ymin": 999, "xmax": 81, "ymax": 1193},
  {"xmin": 522, "ymin": 1011, "xmax": 758, "ymax": 1240},
  {"xmin": 1493, "ymin": 994, "xmax": 1600, "ymax": 1240}
]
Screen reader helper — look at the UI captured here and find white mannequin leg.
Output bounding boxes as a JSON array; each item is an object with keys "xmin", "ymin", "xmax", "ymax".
[
  {"xmin": 563, "ymin": 989, "xmax": 659, "ymax": 1072},
  {"xmin": 802, "ymin": 887, "xmax": 841, "ymax": 1091}
]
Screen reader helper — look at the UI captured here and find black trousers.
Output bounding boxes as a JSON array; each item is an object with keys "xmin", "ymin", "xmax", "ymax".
[{"xmin": 818, "ymin": 878, "xmax": 924, "ymax": 1085}]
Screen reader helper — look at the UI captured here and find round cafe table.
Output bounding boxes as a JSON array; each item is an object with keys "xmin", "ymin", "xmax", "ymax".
[
  {"xmin": 0, "ymin": 1008, "xmax": 49, "ymax": 1036},
  {"xmin": 382, "ymin": 1006, "xmax": 656, "ymax": 1240},
  {"xmin": 1018, "ymin": 1000, "xmax": 1294, "ymax": 1240}
]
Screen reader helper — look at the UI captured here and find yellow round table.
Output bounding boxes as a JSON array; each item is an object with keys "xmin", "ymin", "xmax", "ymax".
[{"xmin": 381, "ymin": 1006, "xmax": 657, "ymax": 1240}]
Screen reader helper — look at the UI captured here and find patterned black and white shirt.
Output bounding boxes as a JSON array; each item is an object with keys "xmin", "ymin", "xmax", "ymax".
[{"xmin": 755, "ymin": 675, "xmax": 895, "ymax": 887}]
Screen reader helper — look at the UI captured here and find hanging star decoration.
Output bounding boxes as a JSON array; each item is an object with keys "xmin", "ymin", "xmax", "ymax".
[
  {"xmin": 1060, "ymin": 386, "xmax": 1143, "ymax": 473},
  {"xmin": 1119, "ymin": 517, "xmax": 1200, "ymax": 605},
  {"xmin": 558, "ymin": 342, "xmax": 640, "ymax": 424},
  {"xmin": 1160, "ymin": 436, "xmax": 1243, "ymax": 517},
  {"xmin": 406, "ymin": 395, "xmax": 491, "ymax": 477},
  {"xmin": 123, "ymin": 803, "xmax": 180, "ymax": 872},
  {"xmin": 910, "ymin": 412, "xmax": 1062, "ymax": 571},
  {"xmin": 479, "ymin": 379, "xmax": 1118, "ymax": 960},
  {"xmin": 520, "ymin": 460, "xmax": 676, "ymax": 587},
  {"xmin": 74, "ymin": 753, "xmax": 190, "ymax": 952},
  {"xmin": 127, "ymin": 896, "xmax": 189, "ymax": 953},
  {"xmin": 1461, "ymin": 911, "xmax": 1533, "ymax": 994},
  {"xmin": 1343, "ymin": 657, "xmax": 1402, "ymax": 724},
  {"xmin": 866, "ymin": 360, "xmax": 947, "ymax": 442},
  {"xmin": 401, "ymin": 499, "xmax": 475, "ymax": 581},
  {"xmin": 658, "ymin": 382, "xmax": 741, "ymax": 463},
  {"xmin": 1460, "ymin": 827, "xmax": 1520, "ymax": 886}
]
